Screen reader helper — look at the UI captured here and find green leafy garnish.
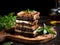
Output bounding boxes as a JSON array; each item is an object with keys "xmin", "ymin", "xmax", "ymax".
[
  {"xmin": 37, "ymin": 23, "xmax": 56, "ymax": 35},
  {"xmin": 43, "ymin": 23, "xmax": 56, "ymax": 34},
  {"xmin": 43, "ymin": 23, "xmax": 48, "ymax": 34},
  {"xmin": 0, "ymin": 12, "xmax": 17, "ymax": 29},
  {"xmin": 37, "ymin": 28, "xmax": 43, "ymax": 33},
  {"xmin": 43, "ymin": 29, "xmax": 47, "ymax": 34},
  {"xmin": 3, "ymin": 42, "xmax": 12, "ymax": 45},
  {"xmin": 23, "ymin": 9, "xmax": 36, "ymax": 12}
]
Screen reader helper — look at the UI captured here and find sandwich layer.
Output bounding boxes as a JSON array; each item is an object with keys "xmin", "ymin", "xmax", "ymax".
[
  {"xmin": 16, "ymin": 20, "xmax": 38, "ymax": 25},
  {"xmin": 15, "ymin": 29, "xmax": 33, "ymax": 34},
  {"xmin": 17, "ymin": 11, "xmax": 40, "ymax": 20},
  {"xmin": 17, "ymin": 16, "xmax": 40, "ymax": 21},
  {"xmin": 16, "ymin": 24, "xmax": 38, "ymax": 30}
]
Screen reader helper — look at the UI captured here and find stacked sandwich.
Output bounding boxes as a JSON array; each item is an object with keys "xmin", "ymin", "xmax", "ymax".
[{"xmin": 15, "ymin": 10, "xmax": 40, "ymax": 37}]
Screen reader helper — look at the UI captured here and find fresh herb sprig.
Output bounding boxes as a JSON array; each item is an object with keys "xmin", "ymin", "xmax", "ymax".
[
  {"xmin": 23, "ymin": 9, "xmax": 36, "ymax": 12},
  {"xmin": 0, "ymin": 12, "xmax": 16, "ymax": 29},
  {"xmin": 3, "ymin": 42, "xmax": 13, "ymax": 45},
  {"xmin": 37, "ymin": 23, "xmax": 56, "ymax": 35}
]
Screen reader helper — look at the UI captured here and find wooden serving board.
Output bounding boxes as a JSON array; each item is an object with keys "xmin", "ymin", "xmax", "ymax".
[{"xmin": 0, "ymin": 27, "xmax": 57, "ymax": 44}]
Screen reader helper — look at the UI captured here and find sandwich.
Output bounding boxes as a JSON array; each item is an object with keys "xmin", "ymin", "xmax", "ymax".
[{"xmin": 15, "ymin": 9, "xmax": 40, "ymax": 37}]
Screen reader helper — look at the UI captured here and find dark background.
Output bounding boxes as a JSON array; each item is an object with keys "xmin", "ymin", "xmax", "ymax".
[{"xmin": 0, "ymin": 0, "xmax": 55, "ymax": 16}]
